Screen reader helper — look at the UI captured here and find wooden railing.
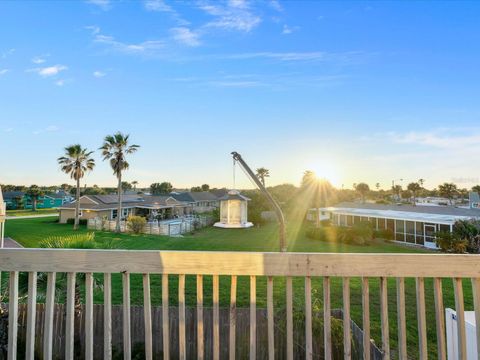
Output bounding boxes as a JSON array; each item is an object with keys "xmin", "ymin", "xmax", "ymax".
[{"xmin": 1, "ymin": 249, "xmax": 480, "ymax": 359}]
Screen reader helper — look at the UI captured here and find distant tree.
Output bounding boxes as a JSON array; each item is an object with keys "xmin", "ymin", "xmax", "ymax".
[
  {"xmin": 26, "ymin": 185, "xmax": 45, "ymax": 212},
  {"xmin": 438, "ymin": 182, "xmax": 458, "ymax": 205},
  {"xmin": 355, "ymin": 183, "xmax": 370, "ymax": 203},
  {"xmin": 392, "ymin": 185, "xmax": 403, "ymax": 200},
  {"xmin": 201, "ymin": 184, "xmax": 210, "ymax": 191},
  {"xmin": 375, "ymin": 183, "xmax": 380, "ymax": 191},
  {"xmin": 13, "ymin": 195, "xmax": 24, "ymax": 210},
  {"xmin": 60, "ymin": 183, "xmax": 71, "ymax": 192},
  {"xmin": 58, "ymin": 144, "xmax": 96, "ymax": 229},
  {"xmin": 472, "ymin": 185, "xmax": 480, "ymax": 194},
  {"xmin": 407, "ymin": 182, "xmax": 421, "ymax": 204},
  {"xmin": 121, "ymin": 181, "xmax": 132, "ymax": 193},
  {"xmin": 190, "ymin": 186, "xmax": 202, "ymax": 192},
  {"xmin": 459, "ymin": 188, "xmax": 469, "ymax": 200},
  {"xmin": 150, "ymin": 182, "xmax": 173, "ymax": 195},
  {"xmin": 255, "ymin": 167, "xmax": 270, "ymax": 186},
  {"xmin": 100, "ymin": 132, "xmax": 140, "ymax": 232},
  {"xmin": 131, "ymin": 180, "xmax": 139, "ymax": 191},
  {"xmin": 418, "ymin": 178, "xmax": 425, "ymax": 188}
]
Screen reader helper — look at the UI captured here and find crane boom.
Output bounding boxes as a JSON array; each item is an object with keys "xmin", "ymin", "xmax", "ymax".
[{"xmin": 231, "ymin": 151, "xmax": 287, "ymax": 252}]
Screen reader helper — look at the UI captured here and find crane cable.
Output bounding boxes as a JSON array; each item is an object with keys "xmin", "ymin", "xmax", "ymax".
[{"xmin": 233, "ymin": 158, "xmax": 236, "ymax": 190}]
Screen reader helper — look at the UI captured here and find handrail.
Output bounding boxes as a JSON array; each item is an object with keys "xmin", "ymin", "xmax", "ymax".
[{"xmin": 1, "ymin": 248, "xmax": 480, "ymax": 277}]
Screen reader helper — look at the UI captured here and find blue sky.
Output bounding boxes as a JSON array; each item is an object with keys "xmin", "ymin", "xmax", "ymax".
[{"xmin": 1, "ymin": 0, "xmax": 480, "ymax": 190}]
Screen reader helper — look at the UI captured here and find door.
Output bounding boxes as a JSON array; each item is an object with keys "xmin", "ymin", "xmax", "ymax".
[{"xmin": 424, "ymin": 224, "xmax": 437, "ymax": 249}]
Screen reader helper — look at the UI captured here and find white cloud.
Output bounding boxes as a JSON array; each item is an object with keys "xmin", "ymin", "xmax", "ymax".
[
  {"xmin": 282, "ymin": 25, "xmax": 298, "ymax": 35},
  {"xmin": 171, "ymin": 27, "xmax": 201, "ymax": 47},
  {"xmin": 28, "ymin": 64, "xmax": 68, "ymax": 77},
  {"xmin": 0, "ymin": 69, "xmax": 9, "ymax": 75},
  {"xmin": 31, "ymin": 55, "xmax": 49, "ymax": 64},
  {"xmin": 392, "ymin": 129, "xmax": 480, "ymax": 149},
  {"xmin": 86, "ymin": 0, "xmax": 111, "ymax": 10},
  {"xmin": 55, "ymin": 79, "xmax": 65, "ymax": 86},
  {"xmin": 1, "ymin": 48, "xmax": 15, "ymax": 59},
  {"xmin": 199, "ymin": 1, "xmax": 261, "ymax": 32},
  {"xmin": 224, "ymin": 51, "xmax": 327, "ymax": 61},
  {"xmin": 85, "ymin": 25, "xmax": 100, "ymax": 35},
  {"xmin": 144, "ymin": 0, "xmax": 172, "ymax": 12},
  {"xmin": 93, "ymin": 34, "xmax": 164, "ymax": 54},
  {"xmin": 93, "ymin": 70, "xmax": 106, "ymax": 78},
  {"xmin": 269, "ymin": 0, "xmax": 283, "ymax": 12}
]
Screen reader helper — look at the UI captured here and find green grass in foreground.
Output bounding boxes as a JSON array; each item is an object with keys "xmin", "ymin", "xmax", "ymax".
[
  {"xmin": 6, "ymin": 208, "xmax": 59, "ymax": 217},
  {"xmin": 4, "ymin": 217, "xmax": 472, "ymax": 358}
]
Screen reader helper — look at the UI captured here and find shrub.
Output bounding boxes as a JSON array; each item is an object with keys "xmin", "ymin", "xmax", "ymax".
[
  {"xmin": 66, "ymin": 218, "xmax": 88, "ymax": 226},
  {"xmin": 436, "ymin": 231, "xmax": 468, "ymax": 253},
  {"xmin": 126, "ymin": 215, "xmax": 146, "ymax": 234},
  {"xmin": 374, "ymin": 228, "xmax": 394, "ymax": 241},
  {"xmin": 40, "ymin": 232, "xmax": 97, "ymax": 249},
  {"xmin": 350, "ymin": 221, "xmax": 374, "ymax": 245}
]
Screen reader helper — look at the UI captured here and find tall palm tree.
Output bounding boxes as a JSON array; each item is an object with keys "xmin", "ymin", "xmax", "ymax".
[
  {"xmin": 100, "ymin": 132, "xmax": 139, "ymax": 232},
  {"xmin": 58, "ymin": 145, "xmax": 95, "ymax": 230},
  {"xmin": 256, "ymin": 167, "xmax": 270, "ymax": 186}
]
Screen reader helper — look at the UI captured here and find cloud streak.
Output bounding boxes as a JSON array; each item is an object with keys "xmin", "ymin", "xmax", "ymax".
[
  {"xmin": 171, "ymin": 27, "xmax": 201, "ymax": 47},
  {"xmin": 198, "ymin": 1, "xmax": 261, "ymax": 32},
  {"xmin": 28, "ymin": 64, "xmax": 68, "ymax": 77},
  {"xmin": 93, "ymin": 34, "xmax": 164, "ymax": 54}
]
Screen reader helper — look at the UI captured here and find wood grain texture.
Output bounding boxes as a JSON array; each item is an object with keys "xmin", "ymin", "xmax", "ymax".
[
  {"xmin": 323, "ymin": 277, "xmax": 331, "ymax": 359},
  {"xmin": 143, "ymin": 274, "xmax": 153, "ymax": 360},
  {"xmin": 104, "ymin": 273, "xmax": 112, "ymax": 360},
  {"xmin": 213, "ymin": 275, "xmax": 220, "ymax": 360},
  {"xmin": 8, "ymin": 271, "xmax": 18, "ymax": 360},
  {"xmin": 305, "ymin": 276, "xmax": 312, "ymax": 360},
  {"xmin": 433, "ymin": 278, "xmax": 446, "ymax": 360},
  {"xmin": 362, "ymin": 277, "xmax": 370, "ymax": 360},
  {"xmin": 85, "ymin": 273, "xmax": 93, "ymax": 360},
  {"xmin": 229, "ymin": 275, "xmax": 237, "ymax": 360},
  {"xmin": 343, "ymin": 277, "xmax": 351, "ymax": 360},
  {"xmin": 396, "ymin": 277, "xmax": 407, "ymax": 359},
  {"xmin": 122, "ymin": 272, "xmax": 131, "ymax": 360},
  {"xmin": 286, "ymin": 276, "xmax": 293, "ymax": 360},
  {"xmin": 162, "ymin": 274, "xmax": 169, "ymax": 360},
  {"xmin": 2, "ymin": 249, "xmax": 480, "ymax": 277},
  {"xmin": 25, "ymin": 272, "xmax": 37, "ymax": 360},
  {"xmin": 453, "ymin": 278, "xmax": 467, "ymax": 360},
  {"xmin": 380, "ymin": 277, "xmax": 390, "ymax": 358},
  {"xmin": 267, "ymin": 276, "xmax": 274, "ymax": 360},
  {"xmin": 197, "ymin": 274, "xmax": 204, "ymax": 360},
  {"xmin": 43, "ymin": 272, "xmax": 56, "ymax": 360},
  {"xmin": 250, "ymin": 275, "xmax": 256, "ymax": 360},
  {"xmin": 416, "ymin": 278, "xmax": 427, "ymax": 359},
  {"xmin": 178, "ymin": 274, "xmax": 186, "ymax": 360}
]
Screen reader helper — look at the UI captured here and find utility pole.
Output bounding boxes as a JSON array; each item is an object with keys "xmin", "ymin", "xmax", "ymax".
[{"xmin": 231, "ymin": 152, "xmax": 287, "ymax": 252}]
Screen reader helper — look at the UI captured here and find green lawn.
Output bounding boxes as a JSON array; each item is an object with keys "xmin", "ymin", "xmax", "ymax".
[
  {"xmin": 4, "ymin": 217, "xmax": 473, "ymax": 358},
  {"xmin": 6, "ymin": 208, "xmax": 59, "ymax": 217}
]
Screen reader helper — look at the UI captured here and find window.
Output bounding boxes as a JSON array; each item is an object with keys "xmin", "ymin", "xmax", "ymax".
[
  {"xmin": 112, "ymin": 209, "xmax": 118, "ymax": 219},
  {"xmin": 439, "ymin": 224, "xmax": 451, "ymax": 233},
  {"xmin": 395, "ymin": 220, "xmax": 405, "ymax": 241}
]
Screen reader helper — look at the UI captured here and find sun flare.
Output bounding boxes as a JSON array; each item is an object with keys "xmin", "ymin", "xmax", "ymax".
[{"xmin": 305, "ymin": 161, "xmax": 341, "ymax": 187}]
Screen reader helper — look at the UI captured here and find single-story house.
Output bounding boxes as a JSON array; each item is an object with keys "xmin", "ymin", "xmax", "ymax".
[
  {"xmin": 58, "ymin": 194, "xmax": 194, "ymax": 224},
  {"xmin": 317, "ymin": 202, "xmax": 480, "ymax": 249},
  {"xmin": 2, "ymin": 191, "xmax": 67, "ymax": 210}
]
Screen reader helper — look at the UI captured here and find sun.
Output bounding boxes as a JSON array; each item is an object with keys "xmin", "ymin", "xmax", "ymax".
[{"xmin": 306, "ymin": 161, "xmax": 341, "ymax": 187}]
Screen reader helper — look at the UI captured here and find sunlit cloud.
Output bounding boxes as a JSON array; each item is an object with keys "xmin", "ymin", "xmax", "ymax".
[
  {"xmin": 28, "ymin": 64, "xmax": 68, "ymax": 77},
  {"xmin": 198, "ymin": 1, "xmax": 261, "ymax": 32},
  {"xmin": 86, "ymin": 0, "xmax": 111, "ymax": 10},
  {"xmin": 93, "ymin": 70, "xmax": 106, "ymax": 78},
  {"xmin": 170, "ymin": 27, "xmax": 201, "ymax": 47},
  {"xmin": 144, "ymin": 0, "xmax": 172, "ymax": 12}
]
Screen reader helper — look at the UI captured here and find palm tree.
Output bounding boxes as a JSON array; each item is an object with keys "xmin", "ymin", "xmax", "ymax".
[
  {"xmin": 131, "ymin": 180, "xmax": 139, "ymax": 191},
  {"xmin": 100, "ymin": 132, "xmax": 139, "ymax": 232},
  {"xmin": 58, "ymin": 145, "xmax": 95, "ymax": 230},
  {"xmin": 256, "ymin": 167, "xmax": 270, "ymax": 186},
  {"xmin": 418, "ymin": 178, "xmax": 425, "ymax": 187},
  {"xmin": 375, "ymin": 182, "xmax": 380, "ymax": 191},
  {"xmin": 26, "ymin": 185, "xmax": 45, "ymax": 212}
]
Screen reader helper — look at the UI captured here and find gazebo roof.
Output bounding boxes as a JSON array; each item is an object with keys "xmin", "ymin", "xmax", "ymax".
[{"xmin": 217, "ymin": 190, "xmax": 250, "ymax": 202}]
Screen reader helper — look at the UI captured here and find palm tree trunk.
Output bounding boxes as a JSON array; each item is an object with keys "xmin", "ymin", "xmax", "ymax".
[
  {"xmin": 116, "ymin": 175, "xmax": 122, "ymax": 232},
  {"xmin": 32, "ymin": 198, "xmax": 37, "ymax": 211},
  {"xmin": 74, "ymin": 178, "xmax": 80, "ymax": 230}
]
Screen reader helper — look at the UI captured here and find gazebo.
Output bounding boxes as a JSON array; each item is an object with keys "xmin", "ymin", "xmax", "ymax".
[
  {"xmin": 214, "ymin": 190, "xmax": 253, "ymax": 228},
  {"xmin": 0, "ymin": 185, "xmax": 5, "ymax": 247}
]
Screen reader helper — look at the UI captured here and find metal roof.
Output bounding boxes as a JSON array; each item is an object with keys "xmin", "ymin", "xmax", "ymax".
[{"xmin": 322, "ymin": 202, "xmax": 480, "ymax": 225}]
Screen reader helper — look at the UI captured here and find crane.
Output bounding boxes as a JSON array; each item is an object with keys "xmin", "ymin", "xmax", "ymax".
[{"xmin": 231, "ymin": 151, "xmax": 287, "ymax": 252}]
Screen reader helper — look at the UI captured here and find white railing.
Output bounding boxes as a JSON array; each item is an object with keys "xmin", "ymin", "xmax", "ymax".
[{"xmin": 1, "ymin": 249, "xmax": 480, "ymax": 359}]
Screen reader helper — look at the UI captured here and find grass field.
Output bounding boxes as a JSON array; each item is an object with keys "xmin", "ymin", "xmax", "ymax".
[
  {"xmin": 6, "ymin": 208, "xmax": 59, "ymax": 217},
  {"xmin": 4, "ymin": 217, "xmax": 473, "ymax": 357}
]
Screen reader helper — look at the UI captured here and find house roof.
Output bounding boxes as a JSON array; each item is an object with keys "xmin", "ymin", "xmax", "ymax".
[
  {"xmin": 217, "ymin": 190, "xmax": 250, "ymax": 201},
  {"xmin": 59, "ymin": 194, "xmax": 187, "ymax": 211},
  {"xmin": 322, "ymin": 202, "xmax": 480, "ymax": 225},
  {"xmin": 170, "ymin": 191, "xmax": 220, "ymax": 203},
  {"xmin": 2, "ymin": 191, "xmax": 25, "ymax": 200}
]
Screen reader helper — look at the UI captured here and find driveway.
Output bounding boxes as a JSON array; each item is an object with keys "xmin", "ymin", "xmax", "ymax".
[{"xmin": 2, "ymin": 237, "xmax": 23, "ymax": 248}]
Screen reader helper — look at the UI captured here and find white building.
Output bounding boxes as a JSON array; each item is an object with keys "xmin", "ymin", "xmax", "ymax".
[
  {"xmin": 214, "ymin": 190, "xmax": 253, "ymax": 229},
  {"xmin": 319, "ymin": 202, "xmax": 480, "ymax": 249}
]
